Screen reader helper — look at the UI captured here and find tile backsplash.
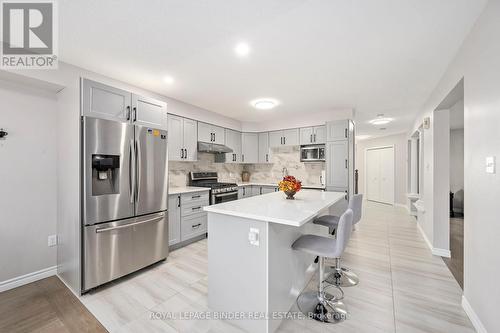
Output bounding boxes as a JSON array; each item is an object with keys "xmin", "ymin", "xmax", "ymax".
[
  {"xmin": 168, "ymin": 146, "xmax": 325, "ymax": 187},
  {"xmin": 169, "ymin": 153, "xmax": 243, "ymax": 187},
  {"xmin": 243, "ymin": 146, "xmax": 325, "ymax": 186}
]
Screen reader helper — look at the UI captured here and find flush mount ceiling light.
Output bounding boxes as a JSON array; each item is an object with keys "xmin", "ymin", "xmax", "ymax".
[
  {"xmin": 369, "ymin": 114, "xmax": 393, "ymax": 126},
  {"xmin": 252, "ymin": 99, "xmax": 279, "ymax": 110},
  {"xmin": 235, "ymin": 42, "xmax": 250, "ymax": 57},
  {"xmin": 163, "ymin": 76, "xmax": 174, "ymax": 84}
]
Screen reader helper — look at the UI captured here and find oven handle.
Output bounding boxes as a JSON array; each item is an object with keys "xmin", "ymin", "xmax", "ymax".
[{"xmin": 213, "ymin": 191, "xmax": 238, "ymax": 197}]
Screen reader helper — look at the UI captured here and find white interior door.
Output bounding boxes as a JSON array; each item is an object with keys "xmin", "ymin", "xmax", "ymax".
[
  {"xmin": 366, "ymin": 146, "xmax": 394, "ymax": 204},
  {"xmin": 366, "ymin": 149, "xmax": 380, "ymax": 201},
  {"xmin": 379, "ymin": 147, "xmax": 395, "ymax": 204}
]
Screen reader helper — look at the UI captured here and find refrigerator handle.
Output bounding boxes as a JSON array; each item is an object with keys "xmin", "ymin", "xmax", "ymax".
[
  {"xmin": 129, "ymin": 139, "xmax": 135, "ymax": 204},
  {"xmin": 135, "ymin": 139, "xmax": 140, "ymax": 203}
]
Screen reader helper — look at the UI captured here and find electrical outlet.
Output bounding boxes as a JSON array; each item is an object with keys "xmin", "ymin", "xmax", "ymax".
[
  {"xmin": 248, "ymin": 228, "xmax": 260, "ymax": 246},
  {"xmin": 48, "ymin": 234, "xmax": 58, "ymax": 247}
]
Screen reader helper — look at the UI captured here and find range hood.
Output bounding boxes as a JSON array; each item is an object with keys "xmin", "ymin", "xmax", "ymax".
[{"xmin": 197, "ymin": 141, "xmax": 233, "ymax": 154}]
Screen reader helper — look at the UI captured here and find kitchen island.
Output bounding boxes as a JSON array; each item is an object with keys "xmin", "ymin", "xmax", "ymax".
[{"xmin": 204, "ymin": 190, "xmax": 345, "ymax": 333}]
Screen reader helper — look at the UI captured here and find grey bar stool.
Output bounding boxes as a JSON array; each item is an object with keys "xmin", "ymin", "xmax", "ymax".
[
  {"xmin": 314, "ymin": 194, "xmax": 363, "ymax": 287},
  {"xmin": 292, "ymin": 209, "xmax": 353, "ymax": 323}
]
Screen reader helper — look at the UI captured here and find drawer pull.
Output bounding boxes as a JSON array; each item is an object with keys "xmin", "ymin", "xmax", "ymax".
[
  {"xmin": 192, "ymin": 223, "xmax": 202, "ymax": 229},
  {"xmin": 191, "ymin": 206, "xmax": 202, "ymax": 211},
  {"xmin": 192, "ymin": 195, "xmax": 201, "ymax": 199}
]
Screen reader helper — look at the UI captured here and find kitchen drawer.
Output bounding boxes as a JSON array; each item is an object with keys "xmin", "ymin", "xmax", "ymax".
[
  {"xmin": 181, "ymin": 201, "xmax": 207, "ymax": 217},
  {"xmin": 181, "ymin": 213, "xmax": 207, "ymax": 241},
  {"xmin": 181, "ymin": 191, "xmax": 209, "ymax": 205}
]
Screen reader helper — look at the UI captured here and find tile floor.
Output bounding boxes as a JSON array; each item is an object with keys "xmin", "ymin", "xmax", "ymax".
[{"xmin": 79, "ymin": 201, "xmax": 474, "ymax": 333}]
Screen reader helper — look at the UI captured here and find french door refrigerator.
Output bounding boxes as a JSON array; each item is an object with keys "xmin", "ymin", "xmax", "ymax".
[{"xmin": 82, "ymin": 116, "xmax": 168, "ymax": 291}]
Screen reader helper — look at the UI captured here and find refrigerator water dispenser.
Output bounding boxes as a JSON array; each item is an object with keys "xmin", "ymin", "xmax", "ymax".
[{"xmin": 92, "ymin": 154, "xmax": 120, "ymax": 196}]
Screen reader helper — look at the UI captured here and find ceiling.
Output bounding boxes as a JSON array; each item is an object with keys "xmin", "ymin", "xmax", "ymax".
[{"xmin": 58, "ymin": 0, "xmax": 486, "ymax": 136}]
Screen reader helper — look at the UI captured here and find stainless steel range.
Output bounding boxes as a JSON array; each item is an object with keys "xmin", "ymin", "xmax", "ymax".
[{"xmin": 189, "ymin": 172, "xmax": 238, "ymax": 205}]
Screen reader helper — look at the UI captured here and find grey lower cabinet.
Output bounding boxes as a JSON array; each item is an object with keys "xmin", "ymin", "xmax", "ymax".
[
  {"xmin": 168, "ymin": 190, "xmax": 209, "ymax": 247},
  {"xmin": 238, "ymin": 185, "xmax": 252, "ymax": 199}
]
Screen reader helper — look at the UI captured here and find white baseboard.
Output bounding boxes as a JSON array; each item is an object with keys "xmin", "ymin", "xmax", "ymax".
[
  {"xmin": 462, "ymin": 295, "xmax": 488, "ymax": 333},
  {"xmin": 0, "ymin": 266, "xmax": 57, "ymax": 293},
  {"xmin": 416, "ymin": 222, "xmax": 451, "ymax": 257},
  {"xmin": 432, "ymin": 248, "xmax": 451, "ymax": 258}
]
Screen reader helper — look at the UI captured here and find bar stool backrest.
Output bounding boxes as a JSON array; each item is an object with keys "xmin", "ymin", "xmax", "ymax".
[
  {"xmin": 334, "ymin": 209, "xmax": 353, "ymax": 257},
  {"xmin": 349, "ymin": 194, "xmax": 363, "ymax": 225}
]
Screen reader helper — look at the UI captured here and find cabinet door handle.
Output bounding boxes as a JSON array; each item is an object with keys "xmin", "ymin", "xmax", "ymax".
[
  {"xmin": 266, "ymin": 154, "xmax": 268, "ymax": 162},
  {"xmin": 345, "ymin": 159, "xmax": 348, "ymax": 168},
  {"xmin": 284, "ymin": 137, "xmax": 286, "ymax": 145},
  {"xmin": 310, "ymin": 134, "xmax": 313, "ymax": 143},
  {"xmin": 280, "ymin": 137, "xmax": 283, "ymax": 145},
  {"xmin": 242, "ymin": 154, "xmax": 244, "ymax": 162},
  {"xmin": 180, "ymin": 148, "xmax": 184, "ymax": 159},
  {"xmin": 260, "ymin": 187, "xmax": 262, "ymax": 195},
  {"xmin": 192, "ymin": 223, "xmax": 202, "ymax": 229},
  {"xmin": 126, "ymin": 106, "xmax": 131, "ymax": 121},
  {"xmin": 243, "ymin": 187, "xmax": 246, "ymax": 195},
  {"xmin": 192, "ymin": 195, "xmax": 201, "ymax": 199},
  {"xmin": 344, "ymin": 128, "xmax": 348, "ymax": 138},
  {"xmin": 133, "ymin": 107, "xmax": 137, "ymax": 122},
  {"xmin": 177, "ymin": 196, "xmax": 181, "ymax": 207},
  {"xmin": 192, "ymin": 206, "xmax": 202, "ymax": 211},
  {"xmin": 184, "ymin": 148, "xmax": 187, "ymax": 159},
  {"xmin": 314, "ymin": 133, "xmax": 316, "ymax": 142}
]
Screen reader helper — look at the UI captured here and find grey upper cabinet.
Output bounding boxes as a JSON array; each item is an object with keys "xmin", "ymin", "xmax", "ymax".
[
  {"xmin": 82, "ymin": 78, "xmax": 132, "ymax": 122},
  {"xmin": 269, "ymin": 129, "xmax": 299, "ymax": 147},
  {"xmin": 241, "ymin": 133, "xmax": 259, "ymax": 163},
  {"xmin": 168, "ymin": 114, "xmax": 197, "ymax": 161},
  {"xmin": 82, "ymin": 79, "xmax": 167, "ymax": 130},
  {"xmin": 327, "ymin": 120, "xmax": 350, "ymax": 141},
  {"xmin": 132, "ymin": 94, "xmax": 167, "ymax": 129},
  {"xmin": 198, "ymin": 122, "xmax": 225, "ymax": 145},
  {"xmin": 300, "ymin": 125, "xmax": 326, "ymax": 145},
  {"xmin": 326, "ymin": 140, "xmax": 348, "ymax": 188},
  {"xmin": 258, "ymin": 132, "xmax": 271, "ymax": 163},
  {"xmin": 225, "ymin": 129, "xmax": 242, "ymax": 163},
  {"xmin": 168, "ymin": 194, "xmax": 181, "ymax": 246}
]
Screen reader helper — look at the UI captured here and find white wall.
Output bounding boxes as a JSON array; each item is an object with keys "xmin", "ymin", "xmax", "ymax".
[
  {"xmin": 355, "ymin": 133, "xmax": 407, "ymax": 205},
  {"xmin": 0, "ymin": 81, "xmax": 58, "ymax": 282},
  {"xmin": 411, "ymin": 1, "xmax": 500, "ymax": 331},
  {"xmin": 450, "ymin": 129, "xmax": 464, "ymax": 212}
]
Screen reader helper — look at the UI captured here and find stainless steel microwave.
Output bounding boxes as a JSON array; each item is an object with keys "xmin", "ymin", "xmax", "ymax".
[{"xmin": 300, "ymin": 145, "xmax": 325, "ymax": 162}]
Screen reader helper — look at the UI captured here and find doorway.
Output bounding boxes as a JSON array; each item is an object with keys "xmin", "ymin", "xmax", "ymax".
[{"xmin": 365, "ymin": 146, "xmax": 395, "ymax": 205}]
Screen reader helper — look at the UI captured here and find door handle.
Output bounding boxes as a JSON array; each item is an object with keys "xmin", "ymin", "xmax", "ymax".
[
  {"xmin": 133, "ymin": 107, "xmax": 137, "ymax": 122},
  {"xmin": 126, "ymin": 106, "xmax": 131, "ymax": 121},
  {"xmin": 135, "ymin": 139, "xmax": 140, "ymax": 203},
  {"xmin": 344, "ymin": 128, "xmax": 348, "ymax": 138},
  {"xmin": 181, "ymin": 148, "xmax": 184, "ymax": 159},
  {"xmin": 96, "ymin": 215, "xmax": 164, "ymax": 233},
  {"xmin": 129, "ymin": 139, "xmax": 135, "ymax": 204}
]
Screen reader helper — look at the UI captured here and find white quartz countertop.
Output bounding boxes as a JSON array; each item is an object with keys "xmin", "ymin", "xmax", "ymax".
[
  {"xmin": 204, "ymin": 190, "xmax": 345, "ymax": 227},
  {"xmin": 236, "ymin": 182, "xmax": 325, "ymax": 190},
  {"xmin": 168, "ymin": 186, "xmax": 210, "ymax": 195}
]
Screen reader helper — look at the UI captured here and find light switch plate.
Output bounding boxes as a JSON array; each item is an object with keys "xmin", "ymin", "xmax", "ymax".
[
  {"xmin": 486, "ymin": 156, "xmax": 496, "ymax": 174},
  {"xmin": 248, "ymin": 228, "xmax": 260, "ymax": 246}
]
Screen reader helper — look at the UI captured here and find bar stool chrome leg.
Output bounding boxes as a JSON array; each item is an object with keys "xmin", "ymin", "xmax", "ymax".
[
  {"xmin": 296, "ymin": 257, "xmax": 348, "ymax": 323},
  {"xmin": 326, "ymin": 258, "xmax": 359, "ymax": 287}
]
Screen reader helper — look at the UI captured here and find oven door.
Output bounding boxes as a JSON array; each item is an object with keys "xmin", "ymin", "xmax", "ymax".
[{"xmin": 211, "ymin": 191, "xmax": 238, "ymax": 205}]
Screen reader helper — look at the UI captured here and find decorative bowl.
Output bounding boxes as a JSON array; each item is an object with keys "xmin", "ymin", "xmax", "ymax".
[{"xmin": 284, "ymin": 190, "xmax": 296, "ymax": 200}]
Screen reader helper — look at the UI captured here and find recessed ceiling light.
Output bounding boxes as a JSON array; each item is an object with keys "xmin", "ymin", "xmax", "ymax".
[
  {"xmin": 235, "ymin": 42, "xmax": 250, "ymax": 57},
  {"xmin": 369, "ymin": 114, "xmax": 393, "ymax": 126},
  {"xmin": 163, "ymin": 76, "xmax": 174, "ymax": 84},
  {"xmin": 252, "ymin": 99, "xmax": 279, "ymax": 110}
]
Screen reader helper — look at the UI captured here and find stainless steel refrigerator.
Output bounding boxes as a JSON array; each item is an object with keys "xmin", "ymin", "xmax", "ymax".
[{"xmin": 82, "ymin": 116, "xmax": 168, "ymax": 291}]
